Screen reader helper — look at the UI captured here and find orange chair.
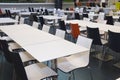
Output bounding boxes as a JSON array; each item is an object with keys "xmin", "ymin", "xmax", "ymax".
[
  {"xmin": 70, "ymin": 23, "xmax": 80, "ymax": 39},
  {"xmin": 76, "ymin": 2, "xmax": 82, "ymax": 6},
  {"xmin": 69, "ymin": 7, "xmax": 74, "ymax": 11},
  {"xmin": 0, "ymin": 8, "xmax": 2, "ymax": 14},
  {"xmin": 86, "ymin": 2, "xmax": 90, "ymax": 7}
]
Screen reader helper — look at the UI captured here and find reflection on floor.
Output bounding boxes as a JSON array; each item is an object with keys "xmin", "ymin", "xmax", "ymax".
[{"xmin": 0, "ymin": 52, "xmax": 120, "ymax": 80}]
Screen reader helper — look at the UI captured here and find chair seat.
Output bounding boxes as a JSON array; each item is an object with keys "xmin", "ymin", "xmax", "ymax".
[
  {"xmin": 66, "ymin": 29, "xmax": 71, "ymax": 33},
  {"xmin": 47, "ymin": 20, "xmax": 54, "ymax": 24},
  {"xmin": 57, "ymin": 52, "xmax": 89, "ymax": 73},
  {"xmin": 0, "ymin": 36, "xmax": 13, "ymax": 41},
  {"xmin": 8, "ymin": 42, "xmax": 35, "ymax": 63},
  {"xmin": 19, "ymin": 52, "xmax": 35, "ymax": 62},
  {"xmin": 79, "ymin": 27, "xmax": 87, "ymax": 32},
  {"xmin": 25, "ymin": 63, "xmax": 57, "ymax": 80},
  {"xmin": 8, "ymin": 42, "xmax": 22, "ymax": 51},
  {"xmin": 101, "ymin": 39, "xmax": 108, "ymax": 44},
  {"xmin": 116, "ymin": 78, "xmax": 120, "ymax": 80}
]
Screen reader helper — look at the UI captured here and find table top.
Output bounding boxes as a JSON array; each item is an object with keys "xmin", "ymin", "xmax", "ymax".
[
  {"xmin": 0, "ymin": 18, "xmax": 18, "ymax": 24},
  {"xmin": 19, "ymin": 12, "xmax": 37, "ymax": 16},
  {"xmin": 65, "ymin": 20, "xmax": 120, "ymax": 32},
  {"xmin": 0, "ymin": 24, "xmax": 89, "ymax": 62},
  {"xmin": 62, "ymin": 10, "xmax": 74, "ymax": 13},
  {"xmin": 0, "ymin": 24, "xmax": 61, "ymax": 46},
  {"xmin": 113, "ymin": 15, "xmax": 119, "ymax": 19},
  {"xmin": 43, "ymin": 15, "xmax": 63, "ymax": 20},
  {"xmin": 23, "ymin": 39, "xmax": 88, "ymax": 62}
]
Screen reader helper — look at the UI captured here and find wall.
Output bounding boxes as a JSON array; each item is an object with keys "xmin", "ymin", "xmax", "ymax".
[{"xmin": 0, "ymin": 2, "xmax": 74, "ymax": 9}]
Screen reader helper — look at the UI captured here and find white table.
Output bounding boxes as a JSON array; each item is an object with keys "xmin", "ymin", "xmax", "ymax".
[
  {"xmin": 62, "ymin": 10, "xmax": 75, "ymax": 14},
  {"xmin": 0, "ymin": 24, "xmax": 88, "ymax": 62},
  {"xmin": 117, "ymin": 78, "xmax": 120, "ymax": 80},
  {"xmin": 65, "ymin": 20, "xmax": 120, "ymax": 32},
  {"xmin": 19, "ymin": 12, "xmax": 37, "ymax": 16},
  {"xmin": 43, "ymin": 15, "xmax": 63, "ymax": 26},
  {"xmin": 0, "ymin": 24, "xmax": 89, "ymax": 65},
  {"xmin": 0, "ymin": 24, "xmax": 89, "ymax": 80},
  {"xmin": 0, "ymin": 18, "xmax": 18, "ymax": 25},
  {"xmin": 113, "ymin": 15, "xmax": 120, "ymax": 21},
  {"xmin": 43, "ymin": 15, "xmax": 63, "ymax": 20},
  {"xmin": 0, "ymin": 24, "xmax": 61, "ymax": 46}
]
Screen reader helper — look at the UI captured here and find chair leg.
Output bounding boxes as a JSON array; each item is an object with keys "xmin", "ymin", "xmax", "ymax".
[
  {"xmin": 68, "ymin": 72, "xmax": 72, "ymax": 80},
  {"xmin": 72, "ymin": 71, "xmax": 75, "ymax": 80},
  {"xmin": 88, "ymin": 66, "xmax": 93, "ymax": 80}
]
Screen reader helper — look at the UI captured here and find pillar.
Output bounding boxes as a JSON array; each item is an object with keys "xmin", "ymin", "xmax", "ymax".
[{"xmin": 54, "ymin": 0, "xmax": 62, "ymax": 9}]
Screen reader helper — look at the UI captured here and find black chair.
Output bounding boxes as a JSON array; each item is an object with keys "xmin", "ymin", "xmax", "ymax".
[
  {"xmin": 83, "ymin": 13, "xmax": 88, "ymax": 18},
  {"xmin": 105, "ymin": 30, "xmax": 120, "ymax": 62},
  {"xmin": 59, "ymin": 20, "xmax": 66, "ymax": 31},
  {"xmin": 0, "ymin": 40, "xmax": 28, "ymax": 80},
  {"xmin": 44, "ymin": 9, "xmax": 49, "ymax": 15},
  {"xmin": 66, "ymin": 8, "xmax": 69, "ymax": 11},
  {"xmin": 90, "ymin": 3, "xmax": 95, "ymax": 7},
  {"xmin": 29, "ymin": 13, "xmax": 38, "ymax": 22},
  {"xmin": 0, "ymin": 40, "xmax": 57, "ymax": 80},
  {"xmin": 106, "ymin": 16, "xmax": 114, "ymax": 25},
  {"xmin": 87, "ymin": 27, "xmax": 107, "ymax": 60},
  {"xmin": 28, "ymin": 7, "xmax": 32, "ymax": 12},
  {"xmin": 5, "ymin": 10, "xmax": 12, "ymax": 17},
  {"xmin": 118, "ymin": 17, "xmax": 120, "ymax": 22},
  {"xmin": 39, "ymin": 16, "xmax": 45, "ymax": 27},
  {"xmin": 0, "ymin": 40, "xmax": 13, "ymax": 63},
  {"xmin": 102, "ymin": 3, "xmax": 106, "ymax": 8},
  {"xmin": 74, "ymin": 13, "xmax": 80, "ymax": 20},
  {"xmin": 31, "ymin": 7, "xmax": 34, "ymax": 12}
]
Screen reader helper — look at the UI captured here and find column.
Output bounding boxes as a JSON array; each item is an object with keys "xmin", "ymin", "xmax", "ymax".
[{"xmin": 54, "ymin": 0, "xmax": 63, "ymax": 9}]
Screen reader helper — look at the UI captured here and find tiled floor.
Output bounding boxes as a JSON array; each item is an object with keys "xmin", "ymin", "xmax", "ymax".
[{"xmin": 0, "ymin": 52, "xmax": 120, "ymax": 80}]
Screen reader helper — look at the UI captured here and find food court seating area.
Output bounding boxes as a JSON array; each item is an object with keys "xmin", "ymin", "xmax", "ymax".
[{"xmin": 0, "ymin": 2, "xmax": 120, "ymax": 80}]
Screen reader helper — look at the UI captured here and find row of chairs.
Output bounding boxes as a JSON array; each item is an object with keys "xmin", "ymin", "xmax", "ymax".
[{"xmin": 0, "ymin": 40, "xmax": 58, "ymax": 80}]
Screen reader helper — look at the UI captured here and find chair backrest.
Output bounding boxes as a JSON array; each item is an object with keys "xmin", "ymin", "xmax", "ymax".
[
  {"xmin": 0, "ymin": 40, "xmax": 27, "ymax": 80},
  {"xmin": 44, "ymin": 9, "xmax": 49, "ymax": 15},
  {"xmin": 19, "ymin": 17, "xmax": 25, "ymax": 24},
  {"xmin": 70, "ymin": 23, "xmax": 80, "ymax": 39},
  {"xmin": 5, "ymin": 10, "xmax": 11, "ymax": 17},
  {"xmin": 118, "ymin": 17, "xmax": 120, "ymax": 22},
  {"xmin": 74, "ymin": 13, "xmax": 80, "ymax": 20},
  {"xmin": 97, "ymin": 12, "xmax": 105, "ymax": 20},
  {"xmin": 61, "ymin": 15, "xmax": 67, "ymax": 21},
  {"xmin": 32, "ymin": 21, "xmax": 39, "ymax": 29},
  {"xmin": 106, "ymin": 16, "xmax": 114, "ymax": 25},
  {"xmin": 59, "ymin": 20, "xmax": 66, "ymax": 31},
  {"xmin": 87, "ymin": 27, "xmax": 102, "ymax": 45},
  {"xmin": 55, "ymin": 29, "xmax": 65, "ymax": 39},
  {"xmin": 0, "ymin": 40, "xmax": 12, "ymax": 63},
  {"xmin": 28, "ymin": 7, "xmax": 32, "ymax": 12},
  {"xmin": 39, "ymin": 16, "xmax": 45, "ymax": 27},
  {"xmin": 97, "ymin": 20, "xmax": 107, "ymax": 24},
  {"xmin": 83, "ymin": 13, "xmax": 88, "ymax": 18},
  {"xmin": 29, "ymin": 13, "xmax": 38, "ymax": 22},
  {"xmin": 76, "ymin": 35, "xmax": 93, "ymax": 49},
  {"xmin": 42, "ymin": 25, "xmax": 50, "ymax": 32},
  {"xmin": 108, "ymin": 30, "xmax": 120, "ymax": 53},
  {"xmin": 114, "ymin": 22, "xmax": 120, "ymax": 26},
  {"xmin": 102, "ymin": 3, "xmax": 106, "ymax": 8},
  {"xmin": 15, "ymin": 15, "xmax": 20, "ymax": 24},
  {"xmin": 0, "ymin": 8, "xmax": 2, "ymax": 14},
  {"xmin": 88, "ymin": 12, "xmax": 95, "ymax": 20},
  {"xmin": 31, "ymin": 7, "xmax": 34, "ymax": 12},
  {"xmin": 83, "ymin": 17, "xmax": 90, "ymax": 21},
  {"xmin": 12, "ymin": 52, "xmax": 28, "ymax": 80}
]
